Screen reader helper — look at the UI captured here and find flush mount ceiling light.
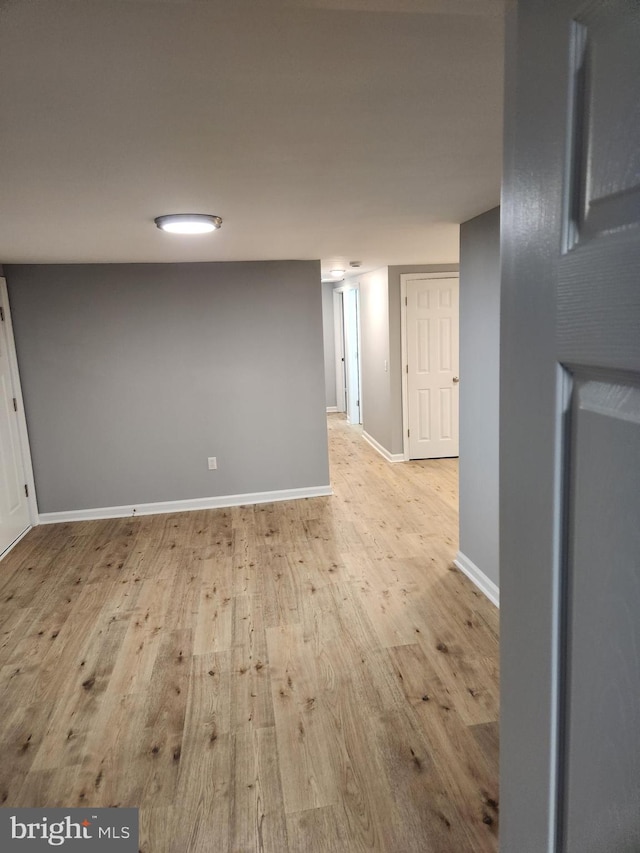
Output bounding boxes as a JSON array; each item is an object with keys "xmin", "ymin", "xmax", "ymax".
[
  {"xmin": 154, "ymin": 214, "xmax": 222, "ymax": 235},
  {"xmin": 330, "ymin": 268, "xmax": 345, "ymax": 278}
]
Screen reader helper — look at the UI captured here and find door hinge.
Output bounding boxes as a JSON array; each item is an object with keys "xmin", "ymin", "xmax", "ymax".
[
  {"xmin": 405, "ymin": 364, "xmax": 408, "ymax": 373},
  {"xmin": 24, "ymin": 484, "xmax": 29, "ymax": 498},
  {"xmin": 407, "ymin": 428, "xmax": 410, "ymax": 437},
  {"xmin": 0, "ymin": 306, "xmax": 4, "ymax": 321},
  {"xmin": 13, "ymin": 398, "xmax": 17, "ymax": 412}
]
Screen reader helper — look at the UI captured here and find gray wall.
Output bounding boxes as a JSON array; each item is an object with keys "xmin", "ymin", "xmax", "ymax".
[
  {"xmin": 358, "ymin": 268, "xmax": 391, "ymax": 449},
  {"xmin": 458, "ymin": 208, "xmax": 500, "ymax": 587},
  {"xmin": 6, "ymin": 261, "xmax": 330, "ymax": 513},
  {"xmin": 321, "ymin": 281, "xmax": 337, "ymax": 409}
]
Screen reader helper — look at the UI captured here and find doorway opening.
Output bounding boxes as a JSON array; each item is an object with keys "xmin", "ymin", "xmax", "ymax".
[{"xmin": 400, "ymin": 272, "xmax": 460, "ymax": 460}]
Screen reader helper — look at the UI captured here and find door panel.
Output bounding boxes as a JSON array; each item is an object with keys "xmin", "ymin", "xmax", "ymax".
[
  {"xmin": 439, "ymin": 318, "xmax": 452, "ymax": 370},
  {"xmin": 405, "ymin": 275, "xmax": 459, "ymax": 459},
  {"xmin": 439, "ymin": 388, "xmax": 453, "ymax": 440},
  {"xmin": 417, "ymin": 319, "xmax": 430, "ymax": 372},
  {"xmin": 417, "ymin": 389, "xmax": 431, "ymax": 441},
  {"xmin": 568, "ymin": 2, "xmax": 640, "ymax": 241},
  {"xmin": 564, "ymin": 376, "xmax": 640, "ymax": 853},
  {"xmin": 501, "ymin": 1, "xmax": 640, "ymax": 851}
]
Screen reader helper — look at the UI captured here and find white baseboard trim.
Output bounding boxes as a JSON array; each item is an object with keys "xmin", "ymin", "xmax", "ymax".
[
  {"xmin": 362, "ymin": 431, "xmax": 405, "ymax": 463},
  {"xmin": 326, "ymin": 406, "xmax": 339, "ymax": 413},
  {"xmin": 38, "ymin": 485, "xmax": 334, "ymax": 525},
  {"xmin": 454, "ymin": 551, "xmax": 500, "ymax": 608}
]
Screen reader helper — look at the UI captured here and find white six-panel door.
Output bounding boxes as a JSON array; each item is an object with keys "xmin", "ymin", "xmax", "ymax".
[
  {"xmin": 501, "ymin": 2, "xmax": 640, "ymax": 849},
  {"xmin": 0, "ymin": 279, "xmax": 32, "ymax": 556},
  {"xmin": 403, "ymin": 274, "xmax": 459, "ymax": 459}
]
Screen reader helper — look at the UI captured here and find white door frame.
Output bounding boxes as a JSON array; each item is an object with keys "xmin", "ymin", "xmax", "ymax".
[
  {"xmin": 0, "ymin": 277, "xmax": 38, "ymax": 531},
  {"xmin": 400, "ymin": 272, "xmax": 460, "ymax": 461},
  {"xmin": 332, "ymin": 290, "xmax": 346, "ymax": 413}
]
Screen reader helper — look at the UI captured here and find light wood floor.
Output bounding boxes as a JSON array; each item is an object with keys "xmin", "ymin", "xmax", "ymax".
[{"xmin": 0, "ymin": 414, "xmax": 499, "ymax": 852}]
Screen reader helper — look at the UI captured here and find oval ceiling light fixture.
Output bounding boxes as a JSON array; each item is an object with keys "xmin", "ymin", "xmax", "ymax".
[
  {"xmin": 330, "ymin": 268, "xmax": 345, "ymax": 278},
  {"xmin": 154, "ymin": 213, "xmax": 222, "ymax": 235}
]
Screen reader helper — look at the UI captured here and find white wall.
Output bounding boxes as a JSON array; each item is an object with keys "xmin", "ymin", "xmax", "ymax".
[
  {"xmin": 358, "ymin": 268, "xmax": 391, "ymax": 449},
  {"xmin": 321, "ymin": 281, "xmax": 337, "ymax": 409}
]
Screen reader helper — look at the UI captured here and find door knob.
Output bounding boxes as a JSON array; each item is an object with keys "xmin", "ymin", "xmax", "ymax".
[{"xmin": 452, "ymin": 376, "xmax": 459, "ymax": 383}]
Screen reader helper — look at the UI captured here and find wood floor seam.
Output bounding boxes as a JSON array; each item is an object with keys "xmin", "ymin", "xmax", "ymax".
[{"xmin": 0, "ymin": 414, "xmax": 499, "ymax": 852}]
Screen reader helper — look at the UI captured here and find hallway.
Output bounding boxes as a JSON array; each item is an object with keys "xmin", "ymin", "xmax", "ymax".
[{"xmin": 0, "ymin": 414, "xmax": 499, "ymax": 851}]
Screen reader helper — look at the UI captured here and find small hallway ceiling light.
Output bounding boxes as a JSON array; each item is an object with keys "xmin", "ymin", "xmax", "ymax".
[
  {"xmin": 154, "ymin": 214, "xmax": 222, "ymax": 234},
  {"xmin": 330, "ymin": 268, "xmax": 345, "ymax": 278}
]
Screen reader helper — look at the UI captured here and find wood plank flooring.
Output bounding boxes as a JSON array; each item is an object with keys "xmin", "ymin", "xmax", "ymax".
[{"xmin": 0, "ymin": 414, "xmax": 499, "ymax": 851}]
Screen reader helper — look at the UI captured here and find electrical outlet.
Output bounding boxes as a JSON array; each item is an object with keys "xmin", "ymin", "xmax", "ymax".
[{"xmin": 208, "ymin": 457, "xmax": 217, "ymax": 470}]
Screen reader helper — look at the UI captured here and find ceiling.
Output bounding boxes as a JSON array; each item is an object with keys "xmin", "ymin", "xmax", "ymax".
[{"xmin": 0, "ymin": 0, "xmax": 505, "ymax": 277}]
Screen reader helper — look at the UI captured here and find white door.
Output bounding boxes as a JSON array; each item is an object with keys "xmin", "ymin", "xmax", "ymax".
[
  {"xmin": 403, "ymin": 274, "xmax": 459, "ymax": 459},
  {"xmin": 333, "ymin": 291, "xmax": 346, "ymax": 414},
  {"xmin": 0, "ymin": 280, "xmax": 32, "ymax": 556},
  {"xmin": 343, "ymin": 287, "xmax": 361, "ymax": 425}
]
